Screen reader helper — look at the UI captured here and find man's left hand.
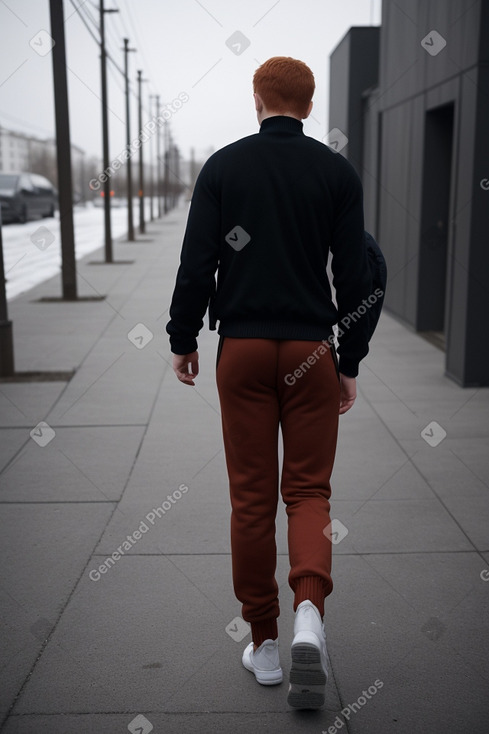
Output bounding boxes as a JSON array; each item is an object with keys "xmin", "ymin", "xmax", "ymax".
[{"xmin": 172, "ymin": 351, "xmax": 199, "ymax": 386}]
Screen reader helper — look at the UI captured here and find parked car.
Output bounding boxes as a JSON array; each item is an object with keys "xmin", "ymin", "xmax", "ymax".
[{"xmin": 0, "ymin": 172, "xmax": 57, "ymax": 223}]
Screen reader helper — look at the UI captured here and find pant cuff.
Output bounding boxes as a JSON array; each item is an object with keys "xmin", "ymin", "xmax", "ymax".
[
  {"xmin": 294, "ymin": 576, "xmax": 328, "ymax": 617},
  {"xmin": 251, "ymin": 618, "xmax": 278, "ymax": 648}
]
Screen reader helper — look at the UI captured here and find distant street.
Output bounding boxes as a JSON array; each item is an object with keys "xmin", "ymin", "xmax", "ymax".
[{"xmin": 2, "ymin": 201, "xmax": 153, "ymax": 300}]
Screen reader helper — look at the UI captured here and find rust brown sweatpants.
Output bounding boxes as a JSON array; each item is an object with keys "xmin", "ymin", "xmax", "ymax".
[{"xmin": 216, "ymin": 337, "xmax": 340, "ymax": 647}]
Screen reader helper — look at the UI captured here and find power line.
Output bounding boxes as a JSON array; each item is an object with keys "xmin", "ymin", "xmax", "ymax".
[
  {"xmin": 118, "ymin": 0, "xmax": 159, "ymax": 94},
  {"xmin": 68, "ymin": 0, "xmax": 124, "ymax": 83},
  {"xmin": 68, "ymin": 0, "xmax": 100, "ymax": 45},
  {"xmin": 68, "ymin": 0, "xmax": 177, "ymax": 149},
  {"xmin": 77, "ymin": 0, "xmax": 100, "ymax": 32}
]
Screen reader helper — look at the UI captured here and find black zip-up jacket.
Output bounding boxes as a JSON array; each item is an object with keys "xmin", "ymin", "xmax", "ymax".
[{"xmin": 166, "ymin": 115, "xmax": 372, "ymax": 377}]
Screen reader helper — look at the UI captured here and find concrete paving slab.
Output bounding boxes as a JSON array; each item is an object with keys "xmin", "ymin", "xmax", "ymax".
[
  {"xmin": 8, "ymin": 298, "xmax": 113, "ymax": 374},
  {"xmin": 409, "ymin": 443, "xmax": 488, "ymax": 498},
  {"xmin": 0, "ymin": 590, "xmax": 49, "ymax": 721},
  {"xmin": 368, "ymin": 552, "xmax": 489, "ymax": 683},
  {"xmin": 1, "ymin": 710, "xmax": 358, "ymax": 734},
  {"xmin": 46, "ymin": 350, "xmax": 167, "ymax": 426},
  {"xmin": 0, "ymin": 503, "xmax": 114, "ymax": 719},
  {"xmin": 325, "ymin": 554, "xmax": 489, "ymax": 733},
  {"xmin": 408, "ymin": 445, "xmax": 489, "ymax": 549},
  {"xmin": 361, "ymin": 458, "xmax": 434, "ymax": 500},
  {"xmin": 0, "ymin": 382, "xmax": 66, "ymax": 429},
  {"xmin": 0, "ymin": 430, "xmax": 28, "ymax": 474},
  {"xmin": 328, "ymin": 498, "xmax": 474, "ymax": 554},
  {"xmin": 0, "ymin": 426, "xmax": 145, "ymax": 502},
  {"xmin": 94, "ymin": 459, "xmax": 232, "ymax": 555},
  {"xmin": 333, "ymin": 412, "xmax": 413, "ymax": 501},
  {"xmin": 2, "ymin": 206, "xmax": 489, "ymax": 733},
  {"xmin": 11, "ymin": 555, "xmax": 339, "ymax": 718}
]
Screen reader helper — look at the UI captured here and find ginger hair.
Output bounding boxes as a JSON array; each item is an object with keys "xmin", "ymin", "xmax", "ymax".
[{"xmin": 253, "ymin": 56, "xmax": 315, "ymax": 118}]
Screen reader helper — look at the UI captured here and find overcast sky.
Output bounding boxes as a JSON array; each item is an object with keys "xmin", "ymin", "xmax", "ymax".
[{"xmin": 0, "ymin": 0, "xmax": 381, "ymax": 164}]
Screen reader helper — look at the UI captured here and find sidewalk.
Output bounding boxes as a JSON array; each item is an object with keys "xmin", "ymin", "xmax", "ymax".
[{"xmin": 1, "ymin": 204, "xmax": 488, "ymax": 733}]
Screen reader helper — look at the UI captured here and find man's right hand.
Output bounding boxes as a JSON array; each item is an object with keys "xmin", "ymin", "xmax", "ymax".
[{"xmin": 339, "ymin": 373, "xmax": 356, "ymax": 414}]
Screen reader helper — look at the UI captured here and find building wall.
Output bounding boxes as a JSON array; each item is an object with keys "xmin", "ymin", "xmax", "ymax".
[
  {"xmin": 0, "ymin": 129, "xmax": 30, "ymax": 172},
  {"xmin": 329, "ymin": 27, "xmax": 380, "ymax": 174},
  {"xmin": 329, "ymin": 0, "xmax": 489, "ymax": 385}
]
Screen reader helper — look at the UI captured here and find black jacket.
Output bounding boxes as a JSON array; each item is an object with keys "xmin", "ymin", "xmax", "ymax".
[{"xmin": 166, "ymin": 115, "xmax": 372, "ymax": 377}]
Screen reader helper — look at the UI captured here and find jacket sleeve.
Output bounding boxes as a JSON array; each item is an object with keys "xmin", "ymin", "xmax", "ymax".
[
  {"xmin": 329, "ymin": 162, "xmax": 372, "ymax": 377},
  {"xmin": 166, "ymin": 162, "xmax": 220, "ymax": 354}
]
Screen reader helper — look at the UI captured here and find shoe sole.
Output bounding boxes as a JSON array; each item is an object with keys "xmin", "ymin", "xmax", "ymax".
[{"xmin": 287, "ymin": 642, "xmax": 327, "ymax": 709}]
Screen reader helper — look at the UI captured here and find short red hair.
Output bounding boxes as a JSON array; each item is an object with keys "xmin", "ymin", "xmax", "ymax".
[{"xmin": 253, "ymin": 56, "xmax": 315, "ymax": 118}]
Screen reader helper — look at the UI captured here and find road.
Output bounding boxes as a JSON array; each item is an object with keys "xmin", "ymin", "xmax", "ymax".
[{"xmin": 1, "ymin": 201, "xmax": 155, "ymax": 301}]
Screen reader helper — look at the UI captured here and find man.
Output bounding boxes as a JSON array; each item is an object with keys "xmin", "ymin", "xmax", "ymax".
[{"xmin": 167, "ymin": 56, "xmax": 371, "ymax": 709}]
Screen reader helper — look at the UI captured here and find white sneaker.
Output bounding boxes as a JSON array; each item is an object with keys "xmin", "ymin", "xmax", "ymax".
[
  {"xmin": 287, "ymin": 600, "xmax": 328, "ymax": 709},
  {"xmin": 242, "ymin": 639, "xmax": 283, "ymax": 685}
]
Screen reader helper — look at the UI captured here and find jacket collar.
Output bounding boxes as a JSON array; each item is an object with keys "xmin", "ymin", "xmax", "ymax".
[{"xmin": 259, "ymin": 115, "xmax": 304, "ymax": 135}]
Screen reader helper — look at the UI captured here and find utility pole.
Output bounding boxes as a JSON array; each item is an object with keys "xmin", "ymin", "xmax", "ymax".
[
  {"xmin": 99, "ymin": 0, "xmax": 118, "ymax": 261},
  {"xmin": 175, "ymin": 146, "xmax": 180, "ymax": 206},
  {"xmin": 156, "ymin": 95, "xmax": 162, "ymax": 218},
  {"xmin": 123, "ymin": 38, "xmax": 136, "ymax": 241},
  {"xmin": 49, "ymin": 0, "xmax": 77, "ymax": 299},
  {"xmin": 190, "ymin": 146, "xmax": 198, "ymax": 198},
  {"xmin": 0, "ymin": 209, "xmax": 14, "ymax": 376},
  {"xmin": 164, "ymin": 123, "xmax": 169, "ymax": 214},
  {"xmin": 148, "ymin": 94, "xmax": 155, "ymax": 221},
  {"xmin": 137, "ymin": 69, "xmax": 146, "ymax": 234}
]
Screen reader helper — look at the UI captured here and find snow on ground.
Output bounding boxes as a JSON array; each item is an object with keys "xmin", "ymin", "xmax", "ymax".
[{"xmin": 2, "ymin": 201, "xmax": 154, "ymax": 301}]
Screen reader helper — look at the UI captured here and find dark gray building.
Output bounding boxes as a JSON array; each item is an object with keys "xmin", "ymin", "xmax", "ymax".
[{"xmin": 329, "ymin": 0, "xmax": 489, "ymax": 386}]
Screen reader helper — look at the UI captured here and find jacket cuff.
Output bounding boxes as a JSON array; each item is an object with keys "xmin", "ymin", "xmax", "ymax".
[
  {"xmin": 169, "ymin": 336, "xmax": 198, "ymax": 355},
  {"xmin": 338, "ymin": 357, "xmax": 359, "ymax": 378}
]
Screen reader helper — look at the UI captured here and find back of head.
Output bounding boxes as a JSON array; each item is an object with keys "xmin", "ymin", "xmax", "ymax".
[{"xmin": 253, "ymin": 56, "xmax": 315, "ymax": 119}]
